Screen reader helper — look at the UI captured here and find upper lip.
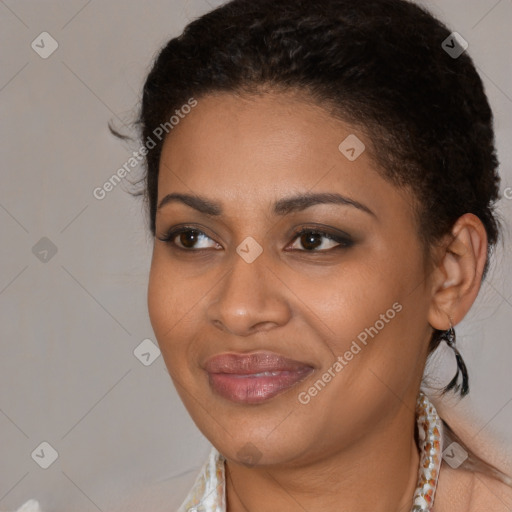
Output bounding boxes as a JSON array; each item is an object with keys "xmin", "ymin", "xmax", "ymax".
[{"xmin": 204, "ymin": 351, "xmax": 314, "ymax": 375}]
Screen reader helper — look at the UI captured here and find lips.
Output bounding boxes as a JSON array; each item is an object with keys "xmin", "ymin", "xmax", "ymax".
[{"xmin": 204, "ymin": 352, "xmax": 314, "ymax": 404}]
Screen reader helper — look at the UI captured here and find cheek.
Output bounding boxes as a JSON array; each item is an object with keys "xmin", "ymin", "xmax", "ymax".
[
  {"xmin": 147, "ymin": 254, "xmax": 192, "ymax": 356},
  {"xmin": 299, "ymin": 243, "xmax": 425, "ymax": 377},
  {"xmin": 147, "ymin": 251, "xmax": 216, "ymax": 374},
  {"xmin": 288, "ymin": 258, "xmax": 400, "ymax": 349},
  {"xmin": 147, "ymin": 257, "xmax": 172, "ymax": 337}
]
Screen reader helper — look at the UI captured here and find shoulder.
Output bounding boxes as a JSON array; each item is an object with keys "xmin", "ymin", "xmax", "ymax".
[
  {"xmin": 435, "ymin": 461, "xmax": 512, "ymax": 512},
  {"xmin": 469, "ymin": 471, "xmax": 512, "ymax": 511}
]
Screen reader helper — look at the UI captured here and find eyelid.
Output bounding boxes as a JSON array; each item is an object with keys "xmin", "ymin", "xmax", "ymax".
[
  {"xmin": 286, "ymin": 225, "xmax": 353, "ymax": 251},
  {"xmin": 157, "ymin": 225, "xmax": 220, "ymax": 249}
]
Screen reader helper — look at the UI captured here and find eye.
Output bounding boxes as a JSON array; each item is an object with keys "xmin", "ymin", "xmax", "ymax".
[
  {"xmin": 157, "ymin": 226, "xmax": 353, "ymax": 252},
  {"xmin": 287, "ymin": 228, "xmax": 353, "ymax": 252},
  {"xmin": 157, "ymin": 227, "xmax": 221, "ymax": 250}
]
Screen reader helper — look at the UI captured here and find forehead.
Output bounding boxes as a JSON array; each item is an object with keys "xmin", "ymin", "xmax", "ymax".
[{"xmin": 156, "ymin": 91, "xmax": 407, "ymax": 221}]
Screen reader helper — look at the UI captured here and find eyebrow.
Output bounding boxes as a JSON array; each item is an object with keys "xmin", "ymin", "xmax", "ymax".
[{"xmin": 157, "ymin": 192, "xmax": 375, "ymax": 217}]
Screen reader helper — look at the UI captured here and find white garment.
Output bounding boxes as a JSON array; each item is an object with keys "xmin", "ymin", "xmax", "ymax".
[{"xmin": 177, "ymin": 446, "xmax": 226, "ymax": 512}]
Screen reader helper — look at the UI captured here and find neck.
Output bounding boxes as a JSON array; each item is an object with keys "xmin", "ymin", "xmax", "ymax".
[{"xmin": 226, "ymin": 403, "xmax": 421, "ymax": 512}]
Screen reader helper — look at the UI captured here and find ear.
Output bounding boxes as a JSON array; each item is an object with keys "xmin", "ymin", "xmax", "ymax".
[{"xmin": 428, "ymin": 213, "xmax": 488, "ymax": 329}]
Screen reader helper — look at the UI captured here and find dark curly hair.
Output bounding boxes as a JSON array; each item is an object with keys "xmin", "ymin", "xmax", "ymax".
[{"xmin": 120, "ymin": 0, "xmax": 511, "ymax": 485}]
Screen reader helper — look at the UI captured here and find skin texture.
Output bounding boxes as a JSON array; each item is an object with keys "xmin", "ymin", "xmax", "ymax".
[{"xmin": 147, "ymin": 91, "xmax": 489, "ymax": 511}]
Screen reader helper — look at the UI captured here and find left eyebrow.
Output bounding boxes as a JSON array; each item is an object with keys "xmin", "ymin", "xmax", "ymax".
[
  {"xmin": 273, "ymin": 192, "xmax": 375, "ymax": 217},
  {"xmin": 156, "ymin": 191, "xmax": 375, "ymax": 217}
]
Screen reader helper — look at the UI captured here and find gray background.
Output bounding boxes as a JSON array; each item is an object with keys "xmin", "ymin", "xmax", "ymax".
[{"xmin": 0, "ymin": 1, "xmax": 511, "ymax": 511}]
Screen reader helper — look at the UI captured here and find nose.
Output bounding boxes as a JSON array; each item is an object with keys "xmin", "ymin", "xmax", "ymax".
[{"xmin": 206, "ymin": 250, "xmax": 292, "ymax": 337}]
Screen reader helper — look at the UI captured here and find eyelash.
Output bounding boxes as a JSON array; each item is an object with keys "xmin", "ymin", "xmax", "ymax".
[{"xmin": 157, "ymin": 225, "xmax": 353, "ymax": 252}]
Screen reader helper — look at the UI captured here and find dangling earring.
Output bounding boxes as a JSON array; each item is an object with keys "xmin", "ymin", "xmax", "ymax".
[{"xmin": 442, "ymin": 319, "xmax": 469, "ymax": 397}]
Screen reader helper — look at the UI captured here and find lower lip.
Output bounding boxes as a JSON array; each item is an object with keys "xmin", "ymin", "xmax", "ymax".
[{"xmin": 207, "ymin": 368, "xmax": 314, "ymax": 404}]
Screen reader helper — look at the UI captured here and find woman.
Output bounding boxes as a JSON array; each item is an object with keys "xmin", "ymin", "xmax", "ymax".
[{"xmin": 131, "ymin": 0, "xmax": 512, "ymax": 510}]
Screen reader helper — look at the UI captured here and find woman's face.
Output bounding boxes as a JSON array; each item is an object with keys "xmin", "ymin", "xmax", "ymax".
[{"xmin": 148, "ymin": 91, "xmax": 434, "ymax": 466}]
